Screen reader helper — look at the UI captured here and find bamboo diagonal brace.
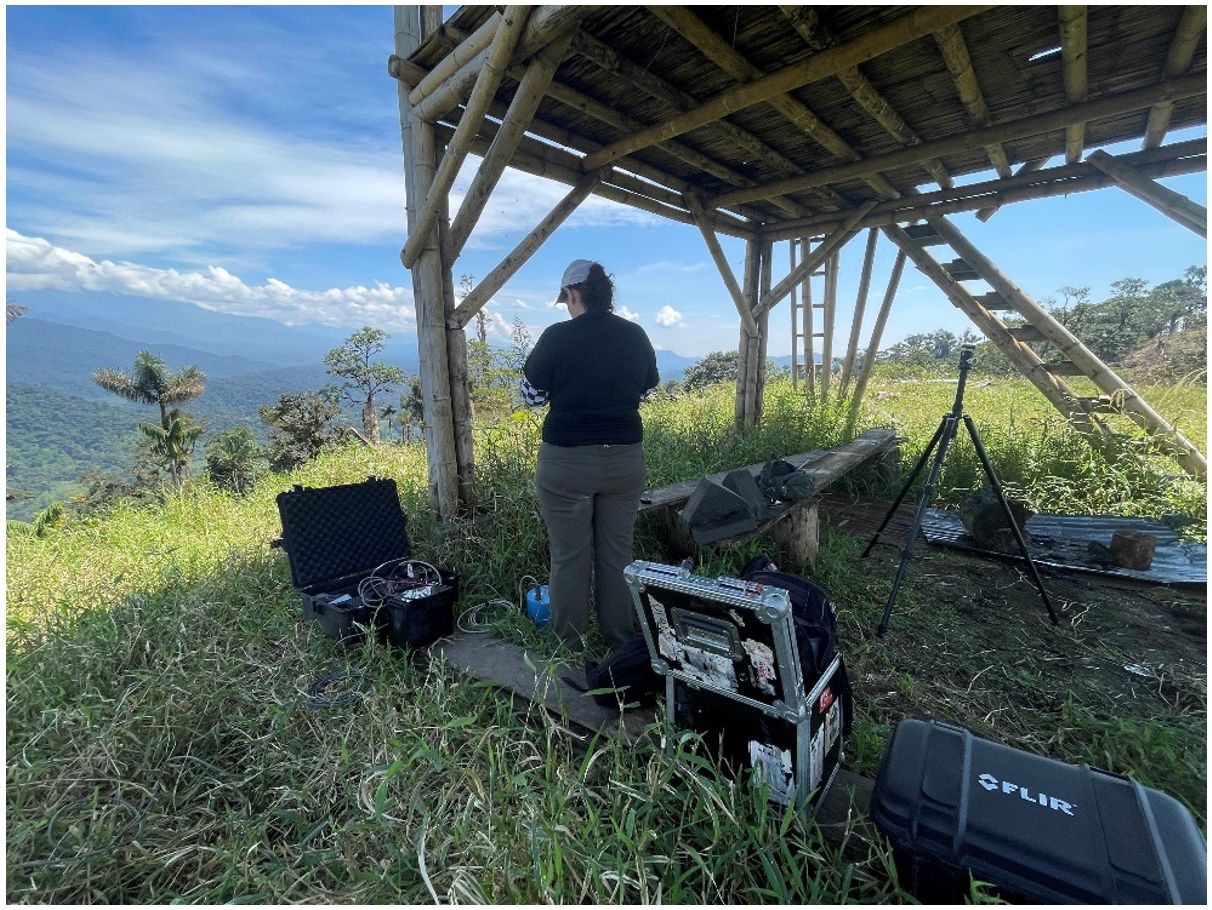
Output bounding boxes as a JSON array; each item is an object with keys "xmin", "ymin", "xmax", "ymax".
[
  {"xmin": 684, "ymin": 193, "xmax": 759, "ymax": 338},
  {"xmin": 1085, "ymin": 149, "xmax": 1208, "ymax": 237},
  {"xmin": 408, "ymin": 12, "xmax": 501, "ymax": 106},
  {"xmin": 402, "ymin": 6, "xmax": 531, "ymax": 269},
  {"xmin": 837, "ymin": 228, "xmax": 880, "ymax": 398}
]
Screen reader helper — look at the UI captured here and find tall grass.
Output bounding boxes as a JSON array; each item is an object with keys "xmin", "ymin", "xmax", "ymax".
[{"xmin": 6, "ymin": 374, "xmax": 1205, "ymax": 902}]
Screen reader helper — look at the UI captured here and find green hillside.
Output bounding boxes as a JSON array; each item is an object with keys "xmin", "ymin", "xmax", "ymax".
[{"xmin": 6, "ymin": 378, "xmax": 1205, "ymax": 902}]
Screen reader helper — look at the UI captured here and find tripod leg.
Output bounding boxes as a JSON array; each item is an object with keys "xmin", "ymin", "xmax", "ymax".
[
  {"xmin": 877, "ymin": 417, "xmax": 958, "ymax": 636},
  {"xmin": 862, "ymin": 420, "xmax": 947, "ymax": 558},
  {"xmin": 963, "ymin": 415, "xmax": 1059, "ymax": 625}
]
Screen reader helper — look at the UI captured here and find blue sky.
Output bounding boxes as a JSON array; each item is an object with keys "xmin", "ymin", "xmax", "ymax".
[{"xmin": 6, "ymin": 5, "xmax": 1208, "ymax": 358}]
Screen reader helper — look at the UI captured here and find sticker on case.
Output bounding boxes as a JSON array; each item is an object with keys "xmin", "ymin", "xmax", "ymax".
[
  {"xmin": 748, "ymin": 740, "xmax": 793, "ymax": 805},
  {"xmin": 742, "ymin": 638, "xmax": 778, "ymax": 696}
]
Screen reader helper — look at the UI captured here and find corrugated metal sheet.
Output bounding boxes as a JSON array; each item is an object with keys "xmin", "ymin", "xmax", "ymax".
[{"xmin": 920, "ymin": 511, "xmax": 1207, "ymax": 585}]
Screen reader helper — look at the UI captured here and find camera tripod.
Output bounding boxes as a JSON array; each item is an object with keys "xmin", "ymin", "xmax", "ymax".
[{"xmin": 862, "ymin": 344, "xmax": 1058, "ymax": 635}]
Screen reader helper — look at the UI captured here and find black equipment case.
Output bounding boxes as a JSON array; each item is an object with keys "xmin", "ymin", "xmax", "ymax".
[
  {"xmin": 272, "ymin": 477, "xmax": 456, "ymax": 648},
  {"xmin": 624, "ymin": 560, "xmax": 846, "ymax": 816},
  {"xmin": 870, "ymin": 719, "xmax": 1207, "ymax": 904}
]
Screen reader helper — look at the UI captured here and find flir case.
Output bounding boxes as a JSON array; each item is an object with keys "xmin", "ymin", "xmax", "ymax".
[{"xmin": 624, "ymin": 560, "xmax": 844, "ymax": 816}]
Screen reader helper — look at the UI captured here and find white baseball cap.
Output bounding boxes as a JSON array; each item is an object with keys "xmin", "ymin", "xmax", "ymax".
[{"xmin": 555, "ymin": 259, "xmax": 600, "ymax": 302}]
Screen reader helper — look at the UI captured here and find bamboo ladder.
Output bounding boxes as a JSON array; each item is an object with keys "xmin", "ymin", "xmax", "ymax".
[
  {"xmin": 886, "ymin": 215, "xmax": 1207, "ymax": 479},
  {"xmin": 789, "ymin": 237, "xmax": 838, "ymax": 400}
]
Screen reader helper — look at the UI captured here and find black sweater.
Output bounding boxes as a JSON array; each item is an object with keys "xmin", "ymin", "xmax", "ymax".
[{"xmin": 523, "ymin": 310, "xmax": 659, "ymax": 446}]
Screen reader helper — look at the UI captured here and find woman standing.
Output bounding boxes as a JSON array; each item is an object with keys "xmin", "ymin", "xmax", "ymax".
[{"xmin": 522, "ymin": 260, "xmax": 659, "ymax": 650}]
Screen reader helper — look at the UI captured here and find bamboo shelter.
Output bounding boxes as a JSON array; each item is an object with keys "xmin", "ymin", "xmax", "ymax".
[{"xmin": 390, "ymin": 5, "xmax": 1208, "ymax": 520}]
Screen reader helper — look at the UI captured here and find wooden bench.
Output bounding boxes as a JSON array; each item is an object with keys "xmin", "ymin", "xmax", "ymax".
[{"xmin": 638, "ymin": 428, "xmax": 900, "ymax": 568}]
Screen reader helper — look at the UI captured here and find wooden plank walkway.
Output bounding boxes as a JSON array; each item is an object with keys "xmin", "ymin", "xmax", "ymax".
[{"xmin": 431, "ymin": 631, "xmax": 873, "ymax": 837}]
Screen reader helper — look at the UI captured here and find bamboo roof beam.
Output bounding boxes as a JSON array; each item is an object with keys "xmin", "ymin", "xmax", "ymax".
[
  {"xmin": 976, "ymin": 157, "xmax": 1049, "ymax": 221},
  {"xmin": 712, "ymin": 73, "xmax": 1207, "ymax": 209},
  {"xmin": 685, "ymin": 193, "xmax": 759, "ymax": 338},
  {"xmin": 444, "ymin": 30, "xmax": 575, "ymax": 264},
  {"xmin": 778, "ymin": 5, "xmax": 953, "ymax": 191},
  {"xmin": 765, "ymin": 150, "xmax": 1206, "ymax": 242},
  {"xmin": 1085, "ymin": 149, "xmax": 1207, "ymax": 237},
  {"xmin": 579, "ymin": 7, "xmax": 989, "ymax": 173},
  {"xmin": 569, "ymin": 31, "xmax": 823, "ymax": 217},
  {"xmin": 837, "ymin": 228, "xmax": 880, "ymax": 399},
  {"xmin": 755, "ymin": 202, "xmax": 878, "ymax": 318},
  {"xmin": 1143, "ymin": 5, "xmax": 1208, "ymax": 149},
  {"xmin": 1058, "ymin": 7, "xmax": 1088, "ymax": 164},
  {"xmin": 933, "ymin": 23, "xmax": 1012, "ymax": 178},
  {"xmin": 647, "ymin": 5, "xmax": 903, "ymax": 201},
  {"xmin": 402, "ymin": 6, "xmax": 530, "ymax": 269},
  {"xmin": 408, "ymin": 11, "xmax": 501, "ymax": 106},
  {"xmin": 449, "ymin": 169, "xmax": 606, "ymax": 329},
  {"xmin": 412, "ymin": 6, "xmax": 592, "ymax": 123}
]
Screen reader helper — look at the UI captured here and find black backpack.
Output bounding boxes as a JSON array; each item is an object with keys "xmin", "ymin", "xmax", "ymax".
[
  {"xmin": 739, "ymin": 554, "xmax": 854, "ymax": 734},
  {"xmin": 575, "ymin": 634, "xmax": 663, "ymax": 708}
]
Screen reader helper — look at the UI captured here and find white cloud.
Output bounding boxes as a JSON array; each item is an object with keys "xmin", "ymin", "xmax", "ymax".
[
  {"xmin": 655, "ymin": 305, "xmax": 684, "ymax": 328},
  {"xmin": 5, "ymin": 229, "xmax": 416, "ymax": 328},
  {"xmin": 511, "ymin": 298, "xmax": 533, "ymax": 310},
  {"xmin": 616, "ymin": 305, "xmax": 641, "ymax": 322}
]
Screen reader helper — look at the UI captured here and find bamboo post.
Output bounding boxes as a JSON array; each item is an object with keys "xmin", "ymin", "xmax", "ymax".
[
  {"xmin": 789, "ymin": 240, "xmax": 799, "ymax": 389},
  {"xmin": 847, "ymin": 250, "xmax": 907, "ymax": 432},
  {"xmin": 580, "ymin": 6, "xmax": 987, "ymax": 171},
  {"xmin": 803, "ymin": 237, "xmax": 816, "ymax": 398},
  {"xmin": 402, "ymin": 6, "xmax": 530, "ymax": 269},
  {"xmin": 710, "ymin": 73, "xmax": 1207, "ymax": 210},
  {"xmin": 395, "ymin": 6, "xmax": 460, "ymax": 521},
  {"xmin": 819, "ymin": 251, "xmax": 839, "ymax": 401},
  {"xmin": 837, "ymin": 228, "xmax": 879, "ymax": 399},
  {"xmin": 445, "ymin": 30, "xmax": 575, "ymax": 263},
  {"xmin": 1059, "ymin": 6, "xmax": 1088, "ymax": 164},
  {"xmin": 735, "ymin": 238, "xmax": 762, "ymax": 432},
  {"xmin": 412, "ymin": 6, "xmax": 592, "ymax": 122},
  {"xmin": 449, "ymin": 170, "xmax": 604, "ymax": 329},
  {"xmin": 685, "ymin": 194, "xmax": 758, "ymax": 338},
  {"xmin": 1143, "ymin": 6, "xmax": 1207, "ymax": 149},
  {"xmin": 408, "ymin": 11, "xmax": 501, "ymax": 106},
  {"xmin": 437, "ymin": 172, "xmax": 475, "ymax": 508},
  {"xmin": 1085, "ymin": 149, "xmax": 1207, "ymax": 237},
  {"xmin": 927, "ymin": 215, "xmax": 1207, "ymax": 477},
  {"xmin": 755, "ymin": 238, "xmax": 772, "ymax": 423}
]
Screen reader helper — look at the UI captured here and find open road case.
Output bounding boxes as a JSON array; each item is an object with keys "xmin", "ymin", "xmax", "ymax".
[
  {"xmin": 272, "ymin": 477, "xmax": 456, "ymax": 648},
  {"xmin": 870, "ymin": 719, "xmax": 1207, "ymax": 904},
  {"xmin": 624, "ymin": 560, "xmax": 847, "ymax": 816}
]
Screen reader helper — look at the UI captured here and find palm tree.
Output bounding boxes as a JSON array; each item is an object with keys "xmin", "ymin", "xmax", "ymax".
[
  {"xmin": 93, "ymin": 351, "xmax": 206, "ymax": 433},
  {"xmin": 138, "ymin": 410, "xmax": 204, "ymax": 488}
]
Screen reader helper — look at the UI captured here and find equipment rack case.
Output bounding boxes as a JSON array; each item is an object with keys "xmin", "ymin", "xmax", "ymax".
[
  {"xmin": 273, "ymin": 477, "xmax": 456, "ymax": 648},
  {"xmin": 870, "ymin": 719, "xmax": 1207, "ymax": 904},
  {"xmin": 625, "ymin": 560, "xmax": 845, "ymax": 816}
]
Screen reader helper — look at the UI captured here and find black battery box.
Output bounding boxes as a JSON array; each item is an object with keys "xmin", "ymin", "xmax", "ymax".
[
  {"xmin": 869, "ymin": 718, "xmax": 1207, "ymax": 904},
  {"xmin": 272, "ymin": 477, "xmax": 456, "ymax": 648}
]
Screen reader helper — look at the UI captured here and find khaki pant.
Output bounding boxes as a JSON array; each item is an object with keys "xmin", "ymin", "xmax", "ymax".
[{"xmin": 535, "ymin": 442, "xmax": 646, "ymax": 649}]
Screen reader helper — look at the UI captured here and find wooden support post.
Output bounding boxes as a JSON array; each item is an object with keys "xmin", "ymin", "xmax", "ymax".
[
  {"xmin": 933, "ymin": 22, "xmax": 1012, "ymax": 177},
  {"xmin": 756, "ymin": 238, "xmax": 773, "ymax": 424},
  {"xmin": 437, "ymin": 179, "xmax": 475, "ymax": 508},
  {"xmin": 448, "ymin": 170, "xmax": 603, "ymax": 330},
  {"xmin": 755, "ymin": 202, "xmax": 877, "ymax": 317},
  {"xmin": 1143, "ymin": 6, "xmax": 1207, "ymax": 149},
  {"xmin": 802, "ymin": 237, "xmax": 816, "ymax": 398},
  {"xmin": 402, "ymin": 6, "xmax": 530, "ymax": 269},
  {"xmin": 1058, "ymin": 6, "xmax": 1088, "ymax": 164},
  {"xmin": 711, "ymin": 72, "xmax": 1207, "ymax": 211},
  {"xmin": 838, "ymin": 228, "xmax": 879, "ymax": 399},
  {"xmin": 789, "ymin": 240, "xmax": 800, "ymax": 389},
  {"xmin": 1085, "ymin": 149, "xmax": 1207, "ymax": 237},
  {"xmin": 581, "ymin": 6, "xmax": 987, "ymax": 171},
  {"xmin": 735, "ymin": 238, "xmax": 762, "ymax": 432},
  {"xmin": 686, "ymin": 195, "xmax": 758, "ymax": 338},
  {"xmin": 927, "ymin": 215, "xmax": 1208, "ymax": 477},
  {"xmin": 396, "ymin": 6, "xmax": 460, "ymax": 521},
  {"xmin": 976, "ymin": 157, "xmax": 1048, "ymax": 222},
  {"xmin": 847, "ymin": 250, "xmax": 907, "ymax": 432},
  {"xmin": 771, "ymin": 501, "xmax": 820, "ymax": 570},
  {"xmin": 819, "ymin": 251, "xmax": 839, "ymax": 401},
  {"xmin": 445, "ymin": 30, "xmax": 575, "ymax": 263}
]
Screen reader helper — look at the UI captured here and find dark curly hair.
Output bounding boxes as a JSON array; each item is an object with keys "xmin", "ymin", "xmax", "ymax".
[{"xmin": 572, "ymin": 263, "xmax": 614, "ymax": 313}]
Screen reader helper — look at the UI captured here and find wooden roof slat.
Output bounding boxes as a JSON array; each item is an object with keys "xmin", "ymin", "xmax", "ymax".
[
  {"xmin": 647, "ymin": 5, "xmax": 903, "ymax": 203},
  {"xmin": 933, "ymin": 22, "xmax": 1013, "ymax": 177},
  {"xmin": 779, "ymin": 5, "xmax": 953, "ymax": 191},
  {"xmin": 1059, "ymin": 6, "xmax": 1089, "ymax": 164},
  {"xmin": 1143, "ymin": 5, "xmax": 1208, "ymax": 149},
  {"xmin": 711, "ymin": 71, "xmax": 1206, "ymax": 209}
]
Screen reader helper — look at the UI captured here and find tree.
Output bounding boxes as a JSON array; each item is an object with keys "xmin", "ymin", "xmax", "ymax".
[
  {"xmin": 683, "ymin": 351, "xmax": 740, "ymax": 391},
  {"xmin": 205, "ymin": 427, "xmax": 268, "ymax": 495},
  {"xmin": 399, "ymin": 378, "xmax": 425, "ymax": 442},
  {"xmin": 138, "ymin": 410, "xmax": 204, "ymax": 488},
  {"xmin": 92, "ymin": 351, "xmax": 206, "ymax": 434},
  {"xmin": 324, "ymin": 327, "xmax": 405, "ymax": 443},
  {"xmin": 259, "ymin": 389, "xmax": 342, "ymax": 472}
]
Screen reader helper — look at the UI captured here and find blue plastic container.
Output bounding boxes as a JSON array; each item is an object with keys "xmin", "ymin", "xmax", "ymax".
[{"xmin": 525, "ymin": 584, "xmax": 551, "ymax": 628}]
